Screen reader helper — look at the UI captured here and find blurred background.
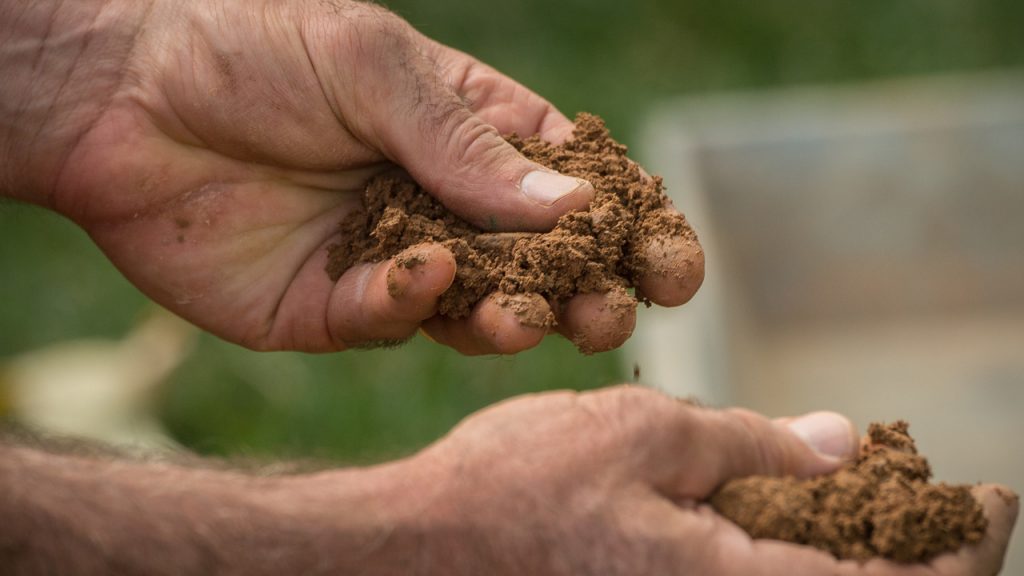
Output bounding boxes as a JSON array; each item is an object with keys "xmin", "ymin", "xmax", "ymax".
[{"xmin": 1, "ymin": 0, "xmax": 1022, "ymax": 569}]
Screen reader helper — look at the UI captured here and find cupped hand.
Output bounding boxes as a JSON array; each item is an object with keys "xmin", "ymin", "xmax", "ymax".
[
  {"xmin": 39, "ymin": 0, "xmax": 700, "ymax": 353},
  {"xmin": 407, "ymin": 385, "xmax": 1017, "ymax": 575}
]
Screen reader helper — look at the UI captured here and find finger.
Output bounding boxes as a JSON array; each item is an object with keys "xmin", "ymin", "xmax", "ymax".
[
  {"xmin": 328, "ymin": 243, "xmax": 455, "ymax": 348},
  {"xmin": 635, "ymin": 211, "xmax": 705, "ymax": 307},
  {"xmin": 554, "ymin": 287, "xmax": 637, "ymax": 354},
  {"xmin": 641, "ymin": 399, "xmax": 858, "ymax": 498},
  {"xmin": 440, "ymin": 54, "xmax": 576, "ymax": 145},
  {"xmin": 365, "ymin": 38, "xmax": 593, "ymax": 231},
  {"xmin": 421, "ymin": 292, "xmax": 550, "ymax": 355},
  {"xmin": 728, "ymin": 484, "xmax": 1019, "ymax": 576},
  {"xmin": 643, "ymin": 482, "xmax": 1016, "ymax": 576},
  {"xmin": 619, "ymin": 490, "xmax": 846, "ymax": 576},
  {"xmin": 927, "ymin": 484, "xmax": 1019, "ymax": 576},
  {"xmin": 476, "ymin": 99, "xmax": 576, "ymax": 146}
]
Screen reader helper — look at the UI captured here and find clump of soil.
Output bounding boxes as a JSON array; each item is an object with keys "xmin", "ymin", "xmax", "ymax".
[
  {"xmin": 711, "ymin": 421, "xmax": 987, "ymax": 563},
  {"xmin": 325, "ymin": 113, "xmax": 702, "ymax": 349}
]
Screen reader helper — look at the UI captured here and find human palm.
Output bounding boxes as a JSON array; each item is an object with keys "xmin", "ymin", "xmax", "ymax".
[
  {"xmin": 51, "ymin": 0, "xmax": 698, "ymax": 353},
  {"xmin": 416, "ymin": 386, "xmax": 1017, "ymax": 575}
]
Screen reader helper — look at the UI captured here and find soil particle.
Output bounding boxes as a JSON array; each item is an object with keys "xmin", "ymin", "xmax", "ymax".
[
  {"xmin": 710, "ymin": 421, "xmax": 987, "ymax": 563},
  {"xmin": 394, "ymin": 249, "xmax": 428, "ymax": 270},
  {"xmin": 386, "ymin": 244, "xmax": 433, "ymax": 298},
  {"xmin": 494, "ymin": 293, "xmax": 554, "ymax": 329},
  {"xmin": 325, "ymin": 113, "xmax": 701, "ymax": 346}
]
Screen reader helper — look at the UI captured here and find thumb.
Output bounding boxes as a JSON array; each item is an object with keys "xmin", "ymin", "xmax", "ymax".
[
  {"xmin": 393, "ymin": 106, "xmax": 593, "ymax": 231},
  {"xmin": 649, "ymin": 406, "xmax": 859, "ymax": 498},
  {"xmin": 367, "ymin": 54, "xmax": 593, "ymax": 231}
]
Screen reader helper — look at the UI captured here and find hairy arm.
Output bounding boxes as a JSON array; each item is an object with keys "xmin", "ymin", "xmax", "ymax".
[
  {"xmin": 0, "ymin": 441, "xmax": 431, "ymax": 575},
  {"xmin": 0, "ymin": 387, "xmax": 1017, "ymax": 575}
]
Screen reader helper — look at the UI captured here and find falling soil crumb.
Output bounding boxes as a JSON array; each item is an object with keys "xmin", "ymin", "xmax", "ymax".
[
  {"xmin": 326, "ymin": 113, "xmax": 703, "ymax": 352},
  {"xmin": 710, "ymin": 421, "xmax": 987, "ymax": 563}
]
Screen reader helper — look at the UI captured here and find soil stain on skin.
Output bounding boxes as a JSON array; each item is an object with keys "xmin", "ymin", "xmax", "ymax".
[
  {"xmin": 710, "ymin": 421, "xmax": 987, "ymax": 563},
  {"xmin": 494, "ymin": 293, "xmax": 555, "ymax": 329},
  {"xmin": 326, "ymin": 113, "xmax": 703, "ymax": 350}
]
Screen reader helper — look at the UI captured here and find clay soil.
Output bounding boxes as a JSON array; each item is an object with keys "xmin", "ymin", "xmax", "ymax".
[
  {"xmin": 711, "ymin": 421, "xmax": 987, "ymax": 563},
  {"xmin": 326, "ymin": 113, "xmax": 701, "ymax": 349}
]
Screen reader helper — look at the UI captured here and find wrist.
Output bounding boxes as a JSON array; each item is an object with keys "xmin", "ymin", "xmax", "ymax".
[
  {"xmin": 278, "ymin": 454, "xmax": 453, "ymax": 574},
  {"xmin": 0, "ymin": 0, "xmax": 155, "ymax": 206}
]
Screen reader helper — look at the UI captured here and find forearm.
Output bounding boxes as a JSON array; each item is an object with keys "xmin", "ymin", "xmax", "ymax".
[
  {"xmin": 0, "ymin": 0, "xmax": 152, "ymax": 206},
  {"xmin": 0, "ymin": 443, "xmax": 432, "ymax": 575}
]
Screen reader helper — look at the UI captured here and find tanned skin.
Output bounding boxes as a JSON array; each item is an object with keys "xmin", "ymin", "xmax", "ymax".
[
  {"xmin": 0, "ymin": 1, "xmax": 1017, "ymax": 574},
  {"xmin": 1, "ymin": 386, "xmax": 1017, "ymax": 575}
]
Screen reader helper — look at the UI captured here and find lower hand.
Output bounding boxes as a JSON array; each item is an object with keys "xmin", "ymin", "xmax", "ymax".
[{"xmin": 396, "ymin": 386, "xmax": 1017, "ymax": 575}]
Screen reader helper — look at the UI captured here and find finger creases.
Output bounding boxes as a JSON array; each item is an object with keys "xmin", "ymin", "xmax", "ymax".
[
  {"xmin": 639, "ymin": 404, "xmax": 848, "ymax": 500},
  {"xmin": 332, "ymin": 111, "xmax": 704, "ymax": 354},
  {"xmin": 329, "ymin": 243, "xmax": 455, "ymax": 349},
  {"xmin": 380, "ymin": 68, "xmax": 595, "ymax": 231}
]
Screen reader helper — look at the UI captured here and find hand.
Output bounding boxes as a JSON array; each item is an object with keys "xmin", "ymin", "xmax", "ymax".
[
  {"xmin": 406, "ymin": 386, "xmax": 1018, "ymax": 575},
  {"xmin": 1, "ymin": 386, "xmax": 1015, "ymax": 574},
  {"xmin": 3, "ymin": 0, "xmax": 699, "ymax": 353}
]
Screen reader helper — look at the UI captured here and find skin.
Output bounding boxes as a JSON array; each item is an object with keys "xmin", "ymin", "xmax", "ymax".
[
  {"xmin": 0, "ymin": 386, "xmax": 1017, "ymax": 574},
  {"xmin": 1, "ymin": 0, "xmax": 700, "ymax": 355},
  {"xmin": 0, "ymin": 1, "xmax": 1016, "ymax": 574}
]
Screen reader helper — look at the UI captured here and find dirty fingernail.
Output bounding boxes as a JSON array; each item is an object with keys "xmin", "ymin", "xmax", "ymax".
[
  {"xmin": 386, "ymin": 246, "xmax": 456, "ymax": 301},
  {"xmin": 386, "ymin": 261, "xmax": 411, "ymax": 299},
  {"xmin": 787, "ymin": 412, "xmax": 856, "ymax": 459},
  {"xmin": 521, "ymin": 170, "xmax": 593, "ymax": 206},
  {"xmin": 386, "ymin": 247, "xmax": 430, "ymax": 299}
]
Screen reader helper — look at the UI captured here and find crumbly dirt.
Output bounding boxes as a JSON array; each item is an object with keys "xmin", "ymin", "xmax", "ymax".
[
  {"xmin": 710, "ymin": 421, "xmax": 987, "ymax": 563},
  {"xmin": 493, "ymin": 293, "xmax": 555, "ymax": 329},
  {"xmin": 325, "ymin": 113, "xmax": 700, "ymax": 335}
]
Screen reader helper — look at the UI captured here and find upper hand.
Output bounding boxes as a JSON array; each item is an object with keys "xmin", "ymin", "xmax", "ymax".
[{"xmin": 18, "ymin": 0, "xmax": 700, "ymax": 353}]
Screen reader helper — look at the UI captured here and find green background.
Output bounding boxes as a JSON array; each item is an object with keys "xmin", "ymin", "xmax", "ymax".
[{"xmin": 1, "ymin": 0, "xmax": 1021, "ymax": 463}]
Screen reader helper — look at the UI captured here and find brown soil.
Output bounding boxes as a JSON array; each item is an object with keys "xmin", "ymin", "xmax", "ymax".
[
  {"xmin": 710, "ymin": 421, "xmax": 987, "ymax": 563},
  {"xmin": 325, "ymin": 113, "xmax": 701, "ymax": 348}
]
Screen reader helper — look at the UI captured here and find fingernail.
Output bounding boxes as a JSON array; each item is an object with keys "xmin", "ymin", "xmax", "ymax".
[
  {"xmin": 386, "ymin": 248, "xmax": 428, "ymax": 298},
  {"xmin": 386, "ymin": 261, "xmax": 411, "ymax": 298},
  {"xmin": 521, "ymin": 170, "xmax": 593, "ymax": 206},
  {"xmin": 786, "ymin": 412, "xmax": 855, "ymax": 459}
]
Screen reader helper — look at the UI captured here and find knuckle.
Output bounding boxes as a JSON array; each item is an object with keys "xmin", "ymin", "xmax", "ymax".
[
  {"xmin": 724, "ymin": 408, "xmax": 789, "ymax": 475},
  {"xmin": 445, "ymin": 113, "xmax": 506, "ymax": 170},
  {"xmin": 457, "ymin": 389, "xmax": 579, "ymax": 433},
  {"xmin": 319, "ymin": 4, "xmax": 416, "ymax": 85},
  {"xmin": 585, "ymin": 385, "xmax": 689, "ymax": 442}
]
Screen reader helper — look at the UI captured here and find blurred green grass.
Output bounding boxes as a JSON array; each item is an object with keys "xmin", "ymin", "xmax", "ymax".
[
  {"xmin": 389, "ymin": 0, "xmax": 1023, "ymax": 145},
  {"xmin": 0, "ymin": 204, "xmax": 623, "ymax": 462},
  {"xmin": 1, "ymin": 0, "xmax": 1021, "ymax": 462}
]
